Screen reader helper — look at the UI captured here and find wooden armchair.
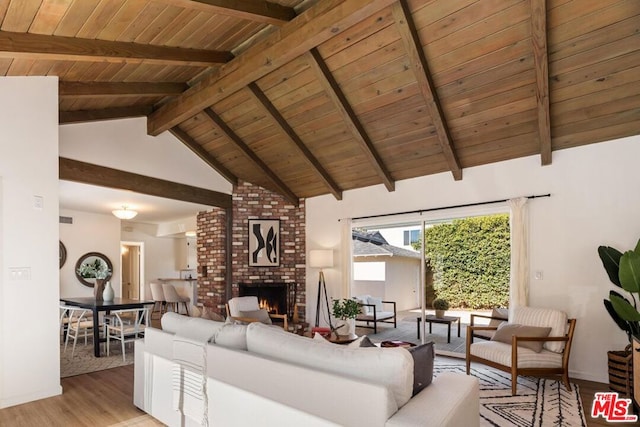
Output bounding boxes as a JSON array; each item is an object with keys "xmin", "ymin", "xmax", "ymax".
[
  {"xmin": 226, "ymin": 296, "xmax": 288, "ymax": 330},
  {"xmin": 466, "ymin": 306, "xmax": 576, "ymax": 395}
]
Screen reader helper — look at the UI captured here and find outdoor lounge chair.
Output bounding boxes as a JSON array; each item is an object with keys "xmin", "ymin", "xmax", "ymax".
[{"xmin": 354, "ymin": 295, "xmax": 397, "ymax": 334}]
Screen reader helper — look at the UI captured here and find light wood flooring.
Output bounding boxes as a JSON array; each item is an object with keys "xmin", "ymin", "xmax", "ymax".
[
  {"xmin": 0, "ymin": 354, "xmax": 638, "ymax": 426},
  {"xmin": 0, "ymin": 365, "xmax": 161, "ymax": 427}
]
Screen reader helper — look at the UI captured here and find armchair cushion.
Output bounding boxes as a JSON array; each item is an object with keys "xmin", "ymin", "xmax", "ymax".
[
  {"xmin": 513, "ymin": 307, "xmax": 568, "ymax": 353},
  {"xmin": 470, "ymin": 341, "xmax": 563, "ymax": 369},
  {"xmin": 355, "ymin": 295, "xmax": 373, "ymax": 315},
  {"xmin": 491, "ymin": 323, "xmax": 551, "ymax": 353},
  {"xmin": 239, "ymin": 309, "xmax": 272, "ymax": 325}
]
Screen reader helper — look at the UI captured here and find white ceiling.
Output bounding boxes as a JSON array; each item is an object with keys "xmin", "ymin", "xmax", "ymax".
[{"xmin": 59, "ymin": 180, "xmax": 216, "ymax": 224}]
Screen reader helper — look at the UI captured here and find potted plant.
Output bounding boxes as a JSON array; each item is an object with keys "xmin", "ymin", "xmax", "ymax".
[
  {"xmin": 433, "ymin": 298, "xmax": 449, "ymax": 318},
  {"xmin": 332, "ymin": 298, "xmax": 360, "ymax": 336},
  {"xmin": 599, "ymin": 238, "xmax": 640, "ymax": 397}
]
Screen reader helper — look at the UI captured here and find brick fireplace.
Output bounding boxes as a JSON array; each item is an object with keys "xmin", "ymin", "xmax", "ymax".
[{"xmin": 196, "ymin": 180, "xmax": 306, "ymax": 321}]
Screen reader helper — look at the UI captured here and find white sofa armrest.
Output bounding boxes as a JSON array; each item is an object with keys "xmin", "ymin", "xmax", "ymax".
[{"xmin": 385, "ymin": 373, "xmax": 479, "ymax": 427}]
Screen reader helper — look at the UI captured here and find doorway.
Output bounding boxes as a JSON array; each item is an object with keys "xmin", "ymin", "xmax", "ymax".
[{"xmin": 121, "ymin": 241, "xmax": 145, "ymax": 300}]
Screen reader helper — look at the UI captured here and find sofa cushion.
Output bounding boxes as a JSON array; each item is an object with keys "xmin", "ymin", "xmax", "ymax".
[
  {"xmin": 161, "ymin": 312, "xmax": 192, "ymax": 333},
  {"xmin": 470, "ymin": 340, "xmax": 563, "ymax": 368},
  {"xmin": 214, "ymin": 323, "xmax": 248, "ymax": 350},
  {"xmin": 513, "ymin": 307, "xmax": 567, "ymax": 353},
  {"xmin": 246, "ymin": 322, "xmax": 413, "ymax": 408},
  {"xmin": 201, "ymin": 307, "xmax": 225, "ymax": 322},
  {"xmin": 491, "ymin": 323, "xmax": 551, "ymax": 353},
  {"xmin": 407, "ymin": 342, "xmax": 434, "ymax": 396}
]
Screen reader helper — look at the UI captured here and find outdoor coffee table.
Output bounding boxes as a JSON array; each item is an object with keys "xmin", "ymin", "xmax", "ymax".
[{"xmin": 416, "ymin": 315, "xmax": 461, "ymax": 343}]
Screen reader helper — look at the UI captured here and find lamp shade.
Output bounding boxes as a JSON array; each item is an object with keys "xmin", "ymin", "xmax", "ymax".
[
  {"xmin": 309, "ymin": 249, "xmax": 333, "ymax": 268},
  {"xmin": 112, "ymin": 206, "xmax": 138, "ymax": 220}
]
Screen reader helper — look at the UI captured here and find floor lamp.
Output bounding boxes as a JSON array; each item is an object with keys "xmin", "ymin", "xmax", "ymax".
[{"xmin": 310, "ymin": 249, "xmax": 334, "ymax": 330}]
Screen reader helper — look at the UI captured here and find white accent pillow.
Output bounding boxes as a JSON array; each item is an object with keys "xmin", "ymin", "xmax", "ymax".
[
  {"xmin": 368, "ymin": 296, "xmax": 384, "ymax": 312},
  {"xmin": 355, "ymin": 296, "xmax": 372, "ymax": 315}
]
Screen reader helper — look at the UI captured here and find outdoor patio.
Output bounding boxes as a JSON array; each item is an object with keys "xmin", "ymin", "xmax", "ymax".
[{"xmin": 355, "ymin": 308, "xmax": 494, "ymax": 357}]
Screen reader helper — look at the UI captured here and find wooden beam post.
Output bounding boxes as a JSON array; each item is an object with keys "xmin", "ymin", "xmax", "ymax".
[
  {"xmin": 305, "ymin": 49, "xmax": 395, "ymax": 192},
  {"xmin": 392, "ymin": 0, "xmax": 463, "ymax": 181},
  {"xmin": 247, "ymin": 82, "xmax": 343, "ymax": 200},
  {"xmin": 59, "ymin": 106, "xmax": 154, "ymax": 124},
  {"xmin": 59, "ymin": 157, "xmax": 232, "ymax": 209},
  {"xmin": 156, "ymin": 0, "xmax": 296, "ymax": 26},
  {"xmin": 202, "ymin": 108, "xmax": 300, "ymax": 206},
  {"xmin": 531, "ymin": 0, "xmax": 552, "ymax": 165},
  {"xmin": 147, "ymin": 0, "xmax": 398, "ymax": 135},
  {"xmin": 59, "ymin": 82, "xmax": 188, "ymax": 98}
]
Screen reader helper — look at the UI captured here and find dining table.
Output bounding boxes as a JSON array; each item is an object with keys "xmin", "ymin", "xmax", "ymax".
[{"xmin": 60, "ymin": 297, "xmax": 155, "ymax": 357}]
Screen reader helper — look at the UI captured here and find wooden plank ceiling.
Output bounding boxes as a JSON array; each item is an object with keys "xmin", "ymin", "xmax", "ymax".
[{"xmin": 2, "ymin": 0, "xmax": 639, "ymax": 205}]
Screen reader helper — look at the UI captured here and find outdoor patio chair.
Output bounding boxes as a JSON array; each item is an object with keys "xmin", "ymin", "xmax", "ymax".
[{"xmin": 354, "ymin": 295, "xmax": 397, "ymax": 334}]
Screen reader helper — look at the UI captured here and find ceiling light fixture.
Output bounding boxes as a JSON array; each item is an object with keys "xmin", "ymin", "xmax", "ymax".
[{"xmin": 112, "ymin": 205, "xmax": 138, "ymax": 220}]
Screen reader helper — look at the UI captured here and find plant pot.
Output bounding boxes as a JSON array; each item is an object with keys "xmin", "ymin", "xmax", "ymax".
[
  {"xmin": 336, "ymin": 318, "xmax": 356, "ymax": 336},
  {"xmin": 608, "ymin": 343, "xmax": 633, "ymax": 398},
  {"xmin": 435, "ymin": 309, "xmax": 445, "ymax": 318}
]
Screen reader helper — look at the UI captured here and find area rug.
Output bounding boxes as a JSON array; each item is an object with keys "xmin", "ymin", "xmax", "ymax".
[
  {"xmin": 434, "ymin": 357, "xmax": 587, "ymax": 427},
  {"xmin": 60, "ymin": 342, "xmax": 134, "ymax": 378}
]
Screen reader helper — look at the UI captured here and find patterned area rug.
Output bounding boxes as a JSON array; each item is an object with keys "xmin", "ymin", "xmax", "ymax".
[
  {"xmin": 435, "ymin": 358, "xmax": 587, "ymax": 427},
  {"xmin": 60, "ymin": 341, "xmax": 134, "ymax": 378}
]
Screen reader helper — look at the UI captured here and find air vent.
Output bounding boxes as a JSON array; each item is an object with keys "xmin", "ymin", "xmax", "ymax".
[{"xmin": 59, "ymin": 216, "xmax": 73, "ymax": 224}]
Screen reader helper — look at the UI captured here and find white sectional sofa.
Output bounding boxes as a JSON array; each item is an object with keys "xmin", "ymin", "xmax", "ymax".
[{"xmin": 134, "ymin": 313, "xmax": 479, "ymax": 427}]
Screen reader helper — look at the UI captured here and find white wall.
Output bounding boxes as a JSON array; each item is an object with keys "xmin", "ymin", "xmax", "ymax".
[
  {"xmin": 59, "ymin": 117, "xmax": 232, "ymax": 193},
  {"xmin": 0, "ymin": 77, "xmax": 61, "ymax": 408},
  {"xmin": 306, "ymin": 135, "xmax": 640, "ymax": 383},
  {"xmin": 59, "ymin": 209, "xmax": 121, "ymax": 298}
]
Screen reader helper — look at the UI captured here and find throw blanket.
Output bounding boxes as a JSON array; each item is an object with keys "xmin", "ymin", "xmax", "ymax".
[{"xmin": 171, "ymin": 319, "xmax": 217, "ymax": 426}]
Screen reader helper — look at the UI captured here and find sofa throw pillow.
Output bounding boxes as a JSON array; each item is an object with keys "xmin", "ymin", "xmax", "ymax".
[
  {"xmin": 238, "ymin": 309, "xmax": 272, "ymax": 325},
  {"xmin": 407, "ymin": 342, "xmax": 434, "ymax": 396},
  {"xmin": 347, "ymin": 335, "xmax": 376, "ymax": 348},
  {"xmin": 491, "ymin": 323, "xmax": 552, "ymax": 353}
]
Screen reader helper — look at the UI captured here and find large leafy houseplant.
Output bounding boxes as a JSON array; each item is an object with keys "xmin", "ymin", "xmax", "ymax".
[{"xmin": 599, "ymin": 238, "xmax": 640, "ymax": 341}]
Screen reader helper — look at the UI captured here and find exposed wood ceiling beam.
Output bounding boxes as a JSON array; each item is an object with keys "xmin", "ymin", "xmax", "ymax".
[
  {"xmin": 147, "ymin": 0, "xmax": 398, "ymax": 136},
  {"xmin": 59, "ymin": 157, "xmax": 232, "ymax": 209},
  {"xmin": 305, "ymin": 49, "xmax": 395, "ymax": 192},
  {"xmin": 531, "ymin": 0, "xmax": 552, "ymax": 165},
  {"xmin": 169, "ymin": 126, "xmax": 238, "ymax": 185},
  {"xmin": 247, "ymin": 82, "xmax": 343, "ymax": 200},
  {"xmin": 59, "ymin": 106, "xmax": 153, "ymax": 124},
  {"xmin": 59, "ymin": 82, "xmax": 188, "ymax": 99},
  {"xmin": 202, "ymin": 108, "xmax": 299, "ymax": 206},
  {"xmin": 0, "ymin": 30, "xmax": 232, "ymax": 66},
  {"xmin": 392, "ymin": 0, "xmax": 462, "ymax": 181},
  {"xmin": 157, "ymin": 0, "xmax": 295, "ymax": 26}
]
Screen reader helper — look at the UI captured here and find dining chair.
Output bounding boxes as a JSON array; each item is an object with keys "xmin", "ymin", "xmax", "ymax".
[
  {"xmin": 105, "ymin": 307, "xmax": 150, "ymax": 361},
  {"xmin": 64, "ymin": 306, "xmax": 96, "ymax": 358},
  {"xmin": 162, "ymin": 283, "xmax": 190, "ymax": 315},
  {"xmin": 149, "ymin": 282, "xmax": 167, "ymax": 318}
]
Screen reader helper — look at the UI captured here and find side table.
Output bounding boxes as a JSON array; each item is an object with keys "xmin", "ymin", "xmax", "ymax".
[{"xmin": 416, "ymin": 315, "xmax": 461, "ymax": 343}]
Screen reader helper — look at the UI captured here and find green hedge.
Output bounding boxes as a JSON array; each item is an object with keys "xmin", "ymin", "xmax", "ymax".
[{"xmin": 419, "ymin": 214, "xmax": 510, "ymax": 309}]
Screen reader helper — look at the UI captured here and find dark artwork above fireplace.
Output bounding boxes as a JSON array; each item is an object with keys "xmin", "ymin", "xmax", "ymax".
[{"xmin": 238, "ymin": 283, "xmax": 292, "ymax": 317}]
